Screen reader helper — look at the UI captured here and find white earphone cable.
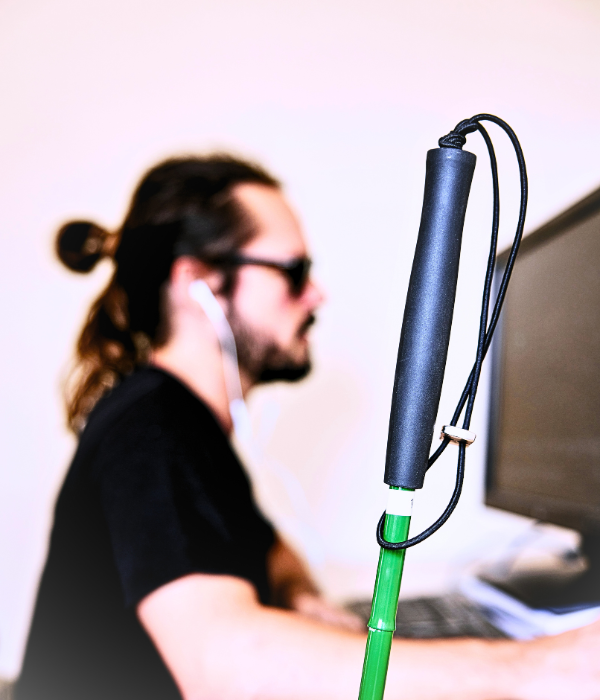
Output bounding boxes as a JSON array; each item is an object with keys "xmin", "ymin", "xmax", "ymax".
[{"xmin": 188, "ymin": 279, "xmax": 325, "ymax": 567}]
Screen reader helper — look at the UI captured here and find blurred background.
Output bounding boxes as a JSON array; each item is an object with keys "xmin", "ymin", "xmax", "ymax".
[{"xmin": 1, "ymin": 0, "xmax": 600, "ymax": 681}]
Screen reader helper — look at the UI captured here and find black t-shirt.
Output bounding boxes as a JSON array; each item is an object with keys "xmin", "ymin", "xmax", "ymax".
[{"xmin": 16, "ymin": 367, "xmax": 276, "ymax": 700}]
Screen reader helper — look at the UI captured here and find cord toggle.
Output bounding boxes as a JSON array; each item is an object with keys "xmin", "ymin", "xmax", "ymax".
[{"xmin": 440, "ymin": 425, "xmax": 476, "ymax": 446}]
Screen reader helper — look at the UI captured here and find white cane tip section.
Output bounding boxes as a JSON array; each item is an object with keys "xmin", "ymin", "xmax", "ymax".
[{"xmin": 386, "ymin": 489, "xmax": 413, "ymax": 516}]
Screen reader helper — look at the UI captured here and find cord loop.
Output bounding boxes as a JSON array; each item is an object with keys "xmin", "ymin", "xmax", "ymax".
[
  {"xmin": 438, "ymin": 131, "xmax": 466, "ymax": 149},
  {"xmin": 438, "ymin": 119, "xmax": 479, "ymax": 149}
]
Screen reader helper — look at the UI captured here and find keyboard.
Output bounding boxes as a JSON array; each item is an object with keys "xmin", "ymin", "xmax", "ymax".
[{"xmin": 348, "ymin": 594, "xmax": 507, "ymax": 639}]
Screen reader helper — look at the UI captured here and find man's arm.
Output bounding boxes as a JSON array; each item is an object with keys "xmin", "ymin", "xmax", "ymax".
[{"xmin": 137, "ymin": 573, "xmax": 600, "ymax": 700}]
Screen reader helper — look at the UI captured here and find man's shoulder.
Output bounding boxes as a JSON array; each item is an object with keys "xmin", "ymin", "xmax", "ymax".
[
  {"xmin": 77, "ymin": 367, "xmax": 222, "ymax": 460},
  {"xmin": 85, "ymin": 367, "xmax": 175, "ymax": 434}
]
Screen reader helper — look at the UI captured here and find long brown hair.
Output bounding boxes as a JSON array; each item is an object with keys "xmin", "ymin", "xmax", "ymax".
[{"xmin": 57, "ymin": 154, "xmax": 279, "ymax": 433}]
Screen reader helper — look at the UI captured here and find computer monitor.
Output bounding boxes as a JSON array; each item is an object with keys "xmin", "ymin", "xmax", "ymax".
[{"xmin": 485, "ymin": 185, "xmax": 600, "ymax": 607}]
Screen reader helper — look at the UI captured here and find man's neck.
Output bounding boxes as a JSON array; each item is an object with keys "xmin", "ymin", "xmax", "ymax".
[{"xmin": 150, "ymin": 335, "xmax": 243, "ymax": 435}]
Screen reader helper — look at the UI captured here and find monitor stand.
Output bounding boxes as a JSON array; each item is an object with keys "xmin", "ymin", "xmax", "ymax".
[{"xmin": 480, "ymin": 533, "xmax": 600, "ymax": 611}]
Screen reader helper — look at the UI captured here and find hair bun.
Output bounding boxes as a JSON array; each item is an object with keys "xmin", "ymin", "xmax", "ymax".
[{"xmin": 56, "ymin": 220, "xmax": 109, "ymax": 272}]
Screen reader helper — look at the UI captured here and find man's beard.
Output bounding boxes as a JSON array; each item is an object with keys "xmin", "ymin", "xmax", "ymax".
[{"xmin": 227, "ymin": 309, "xmax": 315, "ymax": 384}]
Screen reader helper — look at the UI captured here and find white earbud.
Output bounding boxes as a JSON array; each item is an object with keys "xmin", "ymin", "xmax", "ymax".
[
  {"xmin": 188, "ymin": 280, "xmax": 252, "ymax": 440},
  {"xmin": 188, "ymin": 279, "xmax": 226, "ymax": 326}
]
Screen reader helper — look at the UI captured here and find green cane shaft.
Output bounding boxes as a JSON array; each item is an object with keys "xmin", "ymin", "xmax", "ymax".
[{"xmin": 358, "ymin": 490, "xmax": 412, "ymax": 700}]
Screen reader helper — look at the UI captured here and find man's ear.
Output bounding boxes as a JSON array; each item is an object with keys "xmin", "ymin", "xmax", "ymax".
[{"xmin": 170, "ymin": 256, "xmax": 224, "ymax": 297}]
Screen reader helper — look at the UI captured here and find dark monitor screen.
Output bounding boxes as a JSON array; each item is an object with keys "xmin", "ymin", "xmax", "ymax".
[{"xmin": 486, "ymin": 188, "xmax": 600, "ymax": 535}]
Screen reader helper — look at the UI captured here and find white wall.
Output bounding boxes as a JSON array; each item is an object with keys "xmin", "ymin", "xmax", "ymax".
[{"xmin": 1, "ymin": 0, "xmax": 600, "ymax": 679}]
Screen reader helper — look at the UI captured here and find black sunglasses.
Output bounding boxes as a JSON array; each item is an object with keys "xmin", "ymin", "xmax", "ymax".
[{"xmin": 215, "ymin": 254, "xmax": 312, "ymax": 296}]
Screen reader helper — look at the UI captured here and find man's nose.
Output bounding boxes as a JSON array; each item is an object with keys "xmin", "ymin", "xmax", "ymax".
[{"xmin": 303, "ymin": 277, "xmax": 326, "ymax": 308}]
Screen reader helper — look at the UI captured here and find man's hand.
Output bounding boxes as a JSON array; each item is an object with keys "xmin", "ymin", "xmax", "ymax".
[
  {"xmin": 291, "ymin": 591, "xmax": 365, "ymax": 632},
  {"xmin": 266, "ymin": 536, "xmax": 364, "ymax": 631},
  {"xmin": 515, "ymin": 619, "xmax": 600, "ymax": 700}
]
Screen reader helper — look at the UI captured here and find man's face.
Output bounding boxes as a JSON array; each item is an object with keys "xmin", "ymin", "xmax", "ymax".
[{"xmin": 225, "ymin": 183, "xmax": 324, "ymax": 384}]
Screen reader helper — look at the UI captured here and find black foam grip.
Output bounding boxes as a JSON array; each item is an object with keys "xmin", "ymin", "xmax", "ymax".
[{"xmin": 384, "ymin": 147, "xmax": 476, "ymax": 489}]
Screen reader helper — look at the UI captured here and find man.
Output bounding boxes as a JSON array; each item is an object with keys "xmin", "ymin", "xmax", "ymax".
[
  {"xmin": 18, "ymin": 157, "xmax": 600, "ymax": 700},
  {"xmin": 141, "ymin": 183, "xmax": 600, "ymax": 700}
]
